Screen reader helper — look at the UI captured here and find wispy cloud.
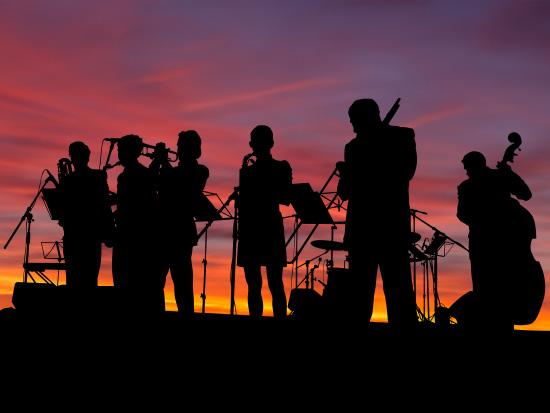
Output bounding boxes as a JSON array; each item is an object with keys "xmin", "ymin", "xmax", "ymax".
[{"xmin": 181, "ymin": 78, "xmax": 343, "ymax": 112}]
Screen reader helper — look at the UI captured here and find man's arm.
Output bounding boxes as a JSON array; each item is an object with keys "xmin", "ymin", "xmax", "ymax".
[
  {"xmin": 98, "ymin": 170, "xmax": 115, "ymax": 246},
  {"xmin": 336, "ymin": 143, "xmax": 351, "ymax": 201},
  {"xmin": 456, "ymin": 182, "xmax": 471, "ymax": 226},
  {"xmin": 198, "ymin": 164, "xmax": 209, "ymax": 192},
  {"xmin": 499, "ymin": 164, "xmax": 532, "ymax": 201},
  {"xmin": 278, "ymin": 161, "xmax": 292, "ymax": 206}
]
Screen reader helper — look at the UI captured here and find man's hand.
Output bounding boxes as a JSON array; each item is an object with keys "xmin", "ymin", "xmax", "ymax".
[{"xmin": 336, "ymin": 161, "xmax": 347, "ymax": 176}]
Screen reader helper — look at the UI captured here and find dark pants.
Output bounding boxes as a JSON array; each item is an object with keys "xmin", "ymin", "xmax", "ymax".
[
  {"xmin": 112, "ymin": 235, "xmax": 162, "ymax": 313},
  {"xmin": 349, "ymin": 241, "xmax": 417, "ymax": 328},
  {"xmin": 244, "ymin": 264, "xmax": 287, "ymax": 319},
  {"xmin": 158, "ymin": 246, "xmax": 194, "ymax": 315},
  {"xmin": 64, "ymin": 237, "xmax": 102, "ymax": 288}
]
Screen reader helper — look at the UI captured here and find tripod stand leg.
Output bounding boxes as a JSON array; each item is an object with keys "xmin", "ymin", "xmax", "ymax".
[{"xmin": 201, "ymin": 229, "xmax": 208, "ymax": 314}]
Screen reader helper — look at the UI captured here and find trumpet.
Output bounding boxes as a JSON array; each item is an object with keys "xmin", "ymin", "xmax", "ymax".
[
  {"xmin": 103, "ymin": 137, "xmax": 178, "ymax": 163},
  {"xmin": 141, "ymin": 141, "xmax": 178, "ymax": 163}
]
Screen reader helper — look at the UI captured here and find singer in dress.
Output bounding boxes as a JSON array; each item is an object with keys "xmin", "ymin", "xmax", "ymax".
[{"xmin": 237, "ymin": 125, "xmax": 292, "ymax": 319}]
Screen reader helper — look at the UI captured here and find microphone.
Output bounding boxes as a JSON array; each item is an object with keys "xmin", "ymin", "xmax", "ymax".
[
  {"xmin": 104, "ymin": 137, "xmax": 119, "ymax": 142},
  {"xmin": 45, "ymin": 169, "xmax": 59, "ymax": 187}
]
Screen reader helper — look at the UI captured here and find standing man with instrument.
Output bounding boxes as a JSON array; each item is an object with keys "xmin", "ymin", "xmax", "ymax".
[
  {"xmin": 336, "ymin": 98, "xmax": 417, "ymax": 329},
  {"xmin": 112, "ymin": 134, "xmax": 159, "ymax": 313},
  {"xmin": 237, "ymin": 125, "xmax": 292, "ymax": 319},
  {"xmin": 58, "ymin": 141, "xmax": 114, "ymax": 288},
  {"xmin": 154, "ymin": 130, "xmax": 209, "ymax": 315},
  {"xmin": 457, "ymin": 133, "xmax": 543, "ymax": 333}
]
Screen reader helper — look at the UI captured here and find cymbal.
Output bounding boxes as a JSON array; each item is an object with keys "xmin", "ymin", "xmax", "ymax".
[
  {"xmin": 409, "ymin": 245, "xmax": 428, "ymax": 262},
  {"xmin": 410, "ymin": 232, "xmax": 421, "ymax": 244},
  {"xmin": 311, "ymin": 240, "xmax": 348, "ymax": 251}
]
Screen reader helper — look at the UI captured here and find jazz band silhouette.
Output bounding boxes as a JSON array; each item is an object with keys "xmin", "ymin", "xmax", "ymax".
[{"xmin": 4, "ymin": 99, "xmax": 544, "ymax": 333}]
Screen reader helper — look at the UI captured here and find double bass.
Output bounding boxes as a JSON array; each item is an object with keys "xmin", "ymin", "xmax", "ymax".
[{"xmin": 497, "ymin": 132, "xmax": 545, "ymax": 325}]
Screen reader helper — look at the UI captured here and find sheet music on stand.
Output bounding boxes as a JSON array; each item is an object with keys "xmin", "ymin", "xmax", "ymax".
[
  {"xmin": 290, "ymin": 183, "xmax": 334, "ymax": 225},
  {"xmin": 194, "ymin": 192, "xmax": 223, "ymax": 222},
  {"xmin": 41, "ymin": 188, "xmax": 63, "ymax": 221}
]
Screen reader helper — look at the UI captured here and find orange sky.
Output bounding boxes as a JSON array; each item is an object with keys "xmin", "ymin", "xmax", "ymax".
[{"xmin": 1, "ymin": 1, "xmax": 550, "ymax": 330}]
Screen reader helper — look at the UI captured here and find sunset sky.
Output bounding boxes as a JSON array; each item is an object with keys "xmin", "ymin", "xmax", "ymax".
[{"xmin": 1, "ymin": 0, "xmax": 549, "ymax": 329}]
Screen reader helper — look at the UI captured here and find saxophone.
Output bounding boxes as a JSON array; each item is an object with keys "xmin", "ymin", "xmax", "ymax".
[{"xmin": 57, "ymin": 158, "xmax": 73, "ymax": 183}]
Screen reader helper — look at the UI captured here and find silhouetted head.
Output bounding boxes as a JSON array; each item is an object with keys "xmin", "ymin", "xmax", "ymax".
[
  {"xmin": 68, "ymin": 141, "xmax": 90, "ymax": 170},
  {"xmin": 348, "ymin": 99, "xmax": 382, "ymax": 134},
  {"xmin": 117, "ymin": 134, "xmax": 143, "ymax": 167},
  {"xmin": 177, "ymin": 130, "xmax": 202, "ymax": 161},
  {"xmin": 462, "ymin": 151, "xmax": 487, "ymax": 178},
  {"xmin": 249, "ymin": 125, "xmax": 274, "ymax": 158}
]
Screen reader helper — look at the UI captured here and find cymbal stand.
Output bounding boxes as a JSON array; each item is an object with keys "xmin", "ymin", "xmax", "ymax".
[
  {"xmin": 295, "ymin": 257, "xmax": 324, "ymax": 291},
  {"xmin": 411, "ymin": 211, "xmax": 469, "ymax": 322}
]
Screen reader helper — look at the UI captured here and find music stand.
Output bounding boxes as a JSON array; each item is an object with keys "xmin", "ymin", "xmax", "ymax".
[
  {"xmin": 289, "ymin": 183, "xmax": 334, "ymax": 225},
  {"xmin": 287, "ymin": 183, "xmax": 335, "ymax": 293},
  {"xmin": 194, "ymin": 192, "xmax": 222, "ymax": 222},
  {"xmin": 194, "ymin": 192, "xmax": 223, "ymax": 314}
]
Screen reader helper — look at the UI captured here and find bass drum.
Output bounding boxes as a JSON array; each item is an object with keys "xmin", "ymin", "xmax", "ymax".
[{"xmin": 322, "ymin": 267, "xmax": 353, "ymax": 316}]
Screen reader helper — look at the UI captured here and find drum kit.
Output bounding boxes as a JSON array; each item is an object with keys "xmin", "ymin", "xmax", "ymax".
[{"xmin": 288, "ymin": 232, "xmax": 427, "ymax": 318}]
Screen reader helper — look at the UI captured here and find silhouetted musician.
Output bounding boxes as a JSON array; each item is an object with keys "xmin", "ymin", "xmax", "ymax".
[
  {"xmin": 237, "ymin": 125, "xmax": 292, "ymax": 319},
  {"xmin": 112, "ymin": 134, "xmax": 159, "ymax": 312},
  {"xmin": 457, "ymin": 151, "xmax": 533, "ymax": 332},
  {"xmin": 337, "ymin": 98, "xmax": 417, "ymax": 328},
  {"xmin": 58, "ymin": 141, "xmax": 114, "ymax": 288},
  {"xmin": 155, "ymin": 130, "xmax": 209, "ymax": 314}
]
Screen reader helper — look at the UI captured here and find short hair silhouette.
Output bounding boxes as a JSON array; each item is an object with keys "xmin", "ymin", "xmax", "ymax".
[
  {"xmin": 178, "ymin": 130, "xmax": 202, "ymax": 159},
  {"xmin": 462, "ymin": 151, "xmax": 487, "ymax": 170},
  {"xmin": 69, "ymin": 141, "xmax": 90, "ymax": 165},
  {"xmin": 250, "ymin": 125, "xmax": 274, "ymax": 150},
  {"xmin": 348, "ymin": 98, "xmax": 381, "ymax": 123},
  {"xmin": 118, "ymin": 134, "xmax": 143, "ymax": 160}
]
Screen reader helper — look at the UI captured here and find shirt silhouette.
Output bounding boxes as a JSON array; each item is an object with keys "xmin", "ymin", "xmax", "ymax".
[
  {"xmin": 457, "ymin": 150, "xmax": 533, "ymax": 332},
  {"xmin": 337, "ymin": 98, "xmax": 417, "ymax": 327},
  {"xmin": 237, "ymin": 125, "xmax": 292, "ymax": 318},
  {"xmin": 58, "ymin": 141, "xmax": 113, "ymax": 288},
  {"xmin": 112, "ymin": 134, "xmax": 160, "ymax": 312}
]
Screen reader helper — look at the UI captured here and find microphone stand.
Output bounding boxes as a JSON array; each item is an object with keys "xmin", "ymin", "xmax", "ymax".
[
  {"xmin": 412, "ymin": 213, "xmax": 469, "ymax": 253},
  {"xmin": 228, "ymin": 187, "xmax": 239, "ymax": 315},
  {"xmin": 4, "ymin": 175, "xmax": 56, "ymax": 283}
]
